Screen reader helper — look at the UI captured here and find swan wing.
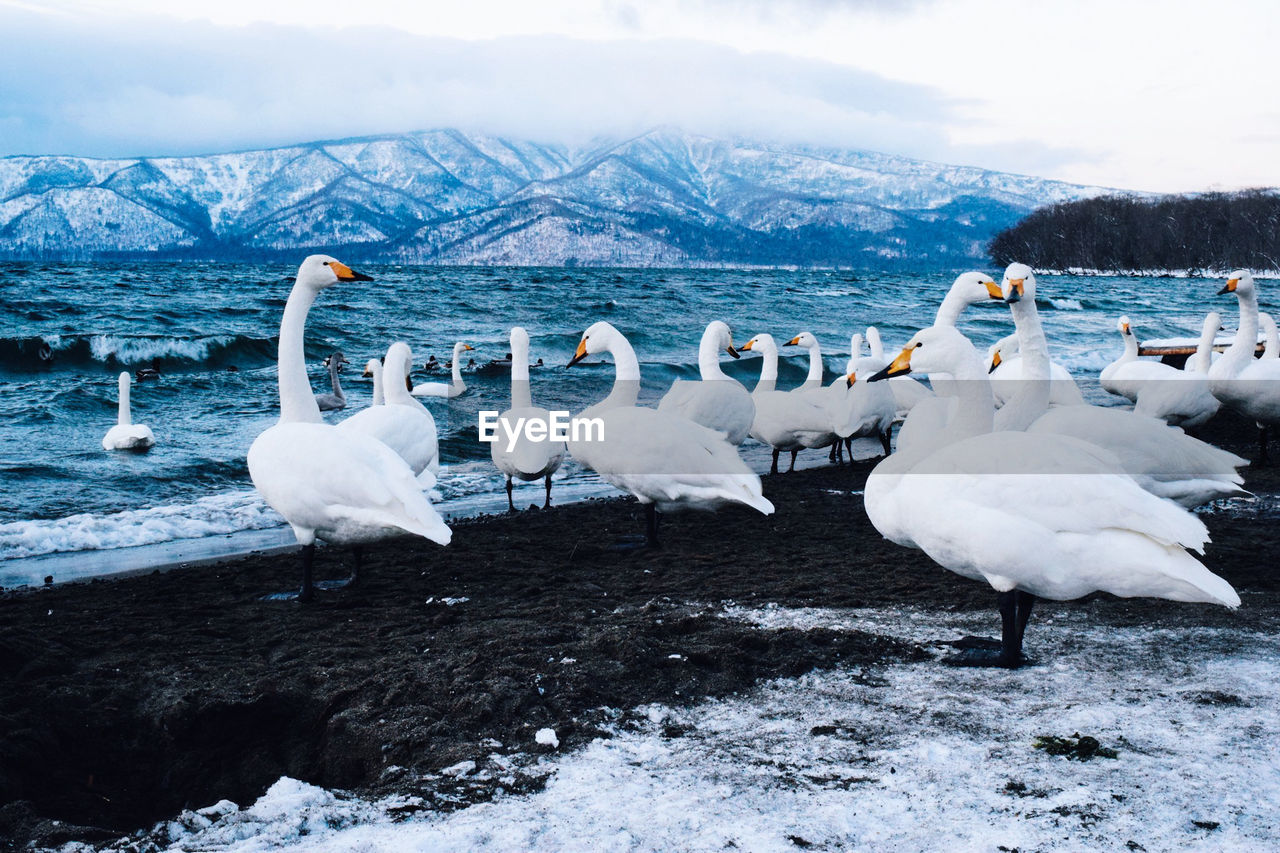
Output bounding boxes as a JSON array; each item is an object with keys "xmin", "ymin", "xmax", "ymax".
[
  {"xmin": 338, "ymin": 404, "xmax": 440, "ymax": 478},
  {"xmin": 658, "ymin": 380, "xmax": 756, "ymax": 445}
]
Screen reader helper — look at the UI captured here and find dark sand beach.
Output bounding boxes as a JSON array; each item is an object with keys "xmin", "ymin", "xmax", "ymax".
[{"xmin": 2, "ymin": 415, "xmax": 1277, "ymax": 850}]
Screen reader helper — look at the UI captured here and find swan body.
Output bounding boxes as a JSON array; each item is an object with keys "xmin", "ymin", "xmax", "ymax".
[
  {"xmin": 1260, "ymin": 312, "xmax": 1279, "ymax": 359},
  {"xmin": 1127, "ymin": 315, "xmax": 1221, "ymax": 428},
  {"xmin": 1210, "ymin": 272, "xmax": 1280, "ymax": 435},
  {"xmin": 412, "ymin": 342, "xmax": 473, "ymax": 398},
  {"xmin": 1099, "ymin": 317, "xmax": 1184, "ymax": 403},
  {"xmin": 567, "ymin": 322, "xmax": 773, "ymax": 525},
  {"xmin": 247, "ymin": 256, "xmax": 450, "ymax": 600},
  {"xmin": 657, "ymin": 320, "xmax": 755, "ymax": 445},
  {"xmin": 490, "ymin": 326, "xmax": 565, "ymax": 509},
  {"xmin": 102, "ymin": 371, "xmax": 155, "ymax": 451},
  {"xmin": 864, "ymin": 324, "xmax": 1238, "ymax": 666},
  {"xmin": 997, "ymin": 264, "xmax": 1246, "ymax": 506},
  {"xmin": 339, "ymin": 342, "xmax": 441, "ymax": 488},
  {"xmin": 315, "ymin": 351, "xmax": 348, "ymax": 411},
  {"xmin": 741, "ymin": 333, "xmax": 838, "ymax": 472}
]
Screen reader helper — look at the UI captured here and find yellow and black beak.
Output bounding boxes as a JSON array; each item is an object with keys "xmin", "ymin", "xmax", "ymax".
[
  {"xmin": 739, "ymin": 340, "xmax": 755, "ymax": 352},
  {"xmin": 984, "ymin": 279, "xmax": 1004, "ymax": 300},
  {"xmin": 785, "ymin": 336, "xmax": 801, "ymax": 347},
  {"xmin": 1121, "ymin": 322, "xmax": 1131, "ymax": 335},
  {"xmin": 329, "ymin": 261, "xmax": 373, "ymax": 282},
  {"xmin": 988, "ymin": 349, "xmax": 1002, "ymax": 374},
  {"xmin": 362, "ymin": 366, "xmax": 372, "ymax": 378},
  {"xmin": 463, "ymin": 344, "xmax": 475, "ymax": 351},
  {"xmin": 845, "ymin": 371, "xmax": 857, "ymax": 388},
  {"xmin": 868, "ymin": 345, "xmax": 914, "ymax": 381},
  {"xmin": 1218, "ymin": 278, "xmax": 1239, "ymax": 296},
  {"xmin": 567, "ymin": 339, "xmax": 589, "ymax": 367},
  {"xmin": 1004, "ymin": 278, "xmax": 1025, "ymax": 303},
  {"xmin": 726, "ymin": 344, "xmax": 740, "ymax": 359}
]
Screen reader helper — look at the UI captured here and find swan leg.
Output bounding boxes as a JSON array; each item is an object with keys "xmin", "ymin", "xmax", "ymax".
[
  {"xmin": 644, "ymin": 503, "xmax": 661, "ymax": 549},
  {"xmin": 771, "ymin": 449, "xmax": 780, "ymax": 475},
  {"xmin": 845, "ymin": 437, "xmax": 853, "ymax": 463},
  {"xmin": 544, "ymin": 474, "xmax": 553, "ymax": 509},
  {"xmin": 1259, "ymin": 424, "xmax": 1270, "ymax": 467},
  {"xmin": 880, "ymin": 424, "xmax": 893, "ymax": 457},
  {"xmin": 789, "ymin": 449, "xmax": 798, "ymax": 472},
  {"xmin": 506, "ymin": 476, "xmax": 516, "ymax": 512},
  {"xmin": 943, "ymin": 591, "xmax": 1030, "ymax": 669}
]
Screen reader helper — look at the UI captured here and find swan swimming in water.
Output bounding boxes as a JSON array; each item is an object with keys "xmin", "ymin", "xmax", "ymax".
[
  {"xmin": 567, "ymin": 321, "xmax": 773, "ymax": 546},
  {"xmin": 657, "ymin": 320, "xmax": 755, "ymax": 445},
  {"xmin": 412, "ymin": 341, "xmax": 473, "ymax": 398},
  {"xmin": 490, "ymin": 326, "xmax": 565, "ymax": 510},
  {"xmin": 247, "ymin": 256, "xmax": 450, "ymax": 602},
  {"xmin": 340, "ymin": 342, "xmax": 441, "ymax": 488},
  {"xmin": 102, "ymin": 371, "xmax": 155, "ymax": 451},
  {"xmin": 315, "ymin": 351, "xmax": 349, "ymax": 411},
  {"xmin": 864, "ymin": 324, "xmax": 1239, "ymax": 668}
]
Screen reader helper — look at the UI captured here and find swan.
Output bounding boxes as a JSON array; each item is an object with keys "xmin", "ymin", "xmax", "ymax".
[
  {"xmin": 986, "ymin": 333, "xmax": 1084, "ymax": 407},
  {"xmin": 339, "ymin": 342, "xmax": 441, "ymax": 488},
  {"xmin": 412, "ymin": 341, "xmax": 474, "ymax": 398},
  {"xmin": 1098, "ymin": 316, "xmax": 1222, "ymax": 429},
  {"xmin": 247, "ymin": 256, "xmax": 451, "ymax": 601},
  {"xmin": 362, "ymin": 358, "xmax": 385, "ymax": 406},
  {"xmin": 1184, "ymin": 312, "xmax": 1224, "ymax": 374},
  {"xmin": 865, "ymin": 326, "xmax": 933, "ymax": 416},
  {"xmin": 784, "ymin": 331, "xmax": 827, "ymax": 391},
  {"xmin": 315, "ymin": 351, "xmax": 349, "ymax": 411},
  {"xmin": 740, "ymin": 333, "xmax": 837, "ymax": 473},
  {"xmin": 781, "ymin": 331, "xmax": 842, "ymax": 465},
  {"xmin": 1260, "ymin": 311, "xmax": 1279, "ymax": 359},
  {"xmin": 566, "ymin": 321, "xmax": 773, "ymax": 545},
  {"xmin": 832, "ymin": 345, "xmax": 897, "ymax": 460},
  {"xmin": 997, "ymin": 264, "xmax": 1247, "ymax": 507},
  {"xmin": 1209, "ymin": 270, "xmax": 1280, "ymax": 463},
  {"xmin": 490, "ymin": 326, "xmax": 566, "ymax": 510},
  {"xmin": 102, "ymin": 371, "xmax": 155, "ymax": 451},
  {"xmin": 864, "ymin": 324, "xmax": 1239, "ymax": 668},
  {"xmin": 657, "ymin": 320, "xmax": 755, "ymax": 445}
]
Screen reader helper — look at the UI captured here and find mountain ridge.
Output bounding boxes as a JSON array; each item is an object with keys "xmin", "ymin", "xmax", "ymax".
[{"xmin": 0, "ymin": 128, "xmax": 1118, "ymax": 266}]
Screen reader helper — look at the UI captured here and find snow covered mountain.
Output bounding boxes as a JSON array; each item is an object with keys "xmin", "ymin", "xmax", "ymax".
[{"xmin": 0, "ymin": 128, "xmax": 1114, "ymax": 266}]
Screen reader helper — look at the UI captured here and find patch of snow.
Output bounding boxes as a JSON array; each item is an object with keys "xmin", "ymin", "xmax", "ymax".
[{"xmin": 535, "ymin": 728, "xmax": 560, "ymax": 748}]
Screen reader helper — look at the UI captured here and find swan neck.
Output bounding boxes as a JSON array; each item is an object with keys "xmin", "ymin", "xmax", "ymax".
[
  {"xmin": 452, "ymin": 346, "xmax": 465, "ymax": 384},
  {"xmin": 1229, "ymin": 288, "xmax": 1259, "ymax": 362},
  {"xmin": 118, "ymin": 375, "xmax": 131, "ymax": 426},
  {"xmin": 383, "ymin": 352, "xmax": 412, "ymax": 405},
  {"xmin": 1121, "ymin": 331, "xmax": 1138, "ymax": 362},
  {"xmin": 278, "ymin": 282, "xmax": 322, "ymax": 424},
  {"xmin": 698, "ymin": 329, "xmax": 729, "ymax": 380},
  {"xmin": 753, "ymin": 343, "xmax": 778, "ymax": 393},
  {"xmin": 598, "ymin": 331, "xmax": 640, "ymax": 410},
  {"xmin": 1000, "ymin": 298, "xmax": 1051, "ymax": 428},
  {"xmin": 1194, "ymin": 317, "xmax": 1218, "ymax": 373},
  {"xmin": 511, "ymin": 334, "xmax": 532, "ymax": 409},
  {"xmin": 370, "ymin": 363, "xmax": 384, "ymax": 406}
]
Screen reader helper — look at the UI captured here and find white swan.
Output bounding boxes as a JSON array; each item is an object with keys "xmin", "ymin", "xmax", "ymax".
[
  {"xmin": 782, "ymin": 331, "xmax": 842, "ymax": 463},
  {"xmin": 339, "ymin": 342, "xmax": 441, "ymax": 488},
  {"xmin": 1260, "ymin": 312, "xmax": 1279, "ymax": 359},
  {"xmin": 986, "ymin": 333, "xmax": 1084, "ymax": 407},
  {"xmin": 247, "ymin": 256, "xmax": 450, "ymax": 601},
  {"xmin": 1099, "ymin": 317, "xmax": 1182, "ymax": 403},
  {"xmin": 864, "ymin": 324, "xmax": 1239, "ymax": 668},
  {"xmin": 1209, "ymin": 270, "xmax": 1280, "ymax": 463},
  {"xmin": 566, "ymin": 321, "xmax": 773, "ymax": 545},
  {"xmin": 832, "ymin": 346, "xmax": 897, "ymax": 459},
  {"xmin": 490, "ymin": 326, "xmax": 566, "ymax": 510},
  {"xmin": 657, "ymin": 320, "xmax": 756, "ymax": 445},
  {"xmin": 997, "ymin": 264, "xmax": 1247, "ymax": 507},
  {"xmin": 102, "ymin": 371, "xmax": 155, "ymax": 451},
  {"xmin": 784, "ymin": 331, "xmax": 827, "ymax": 391},
  {"xmin": 865, "ymin": 326, "xmax": 933, "ymax": 416},
  {"xmin": 412, "ymin": 341, "xmax": 473, "ymax": 398},
  {"xmin": 315, "ymin": 351, "xmax": 348, "ymax": 411},
  {"xmin": 362, "ymin": 358, "xmax": 385, "ymax": 406},
  {"xmin": 1100, "ymin": 315, "xmax": 1222, "ymax": 429},
  {"xmin": 1184, "ymin": 312, "xmax": 1223, "ymax": 374},
  {"xmin": 740, "ymin": 333, "xmax": 838, "ymax": 473}
]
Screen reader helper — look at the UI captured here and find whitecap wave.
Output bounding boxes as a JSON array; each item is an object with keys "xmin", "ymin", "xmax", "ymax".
[
  {"xmin": 88, "ymin": 334, "xmax": 235, "ymax": 364},
  {"xmin": 1048, "ymin": 297, "xmax": 1084, "ymax": 310}
]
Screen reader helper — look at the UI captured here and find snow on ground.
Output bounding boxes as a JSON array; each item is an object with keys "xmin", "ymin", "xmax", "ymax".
[{"xmin": 75, "ymin": 605, "xmax": 1280, "ymax": 852}]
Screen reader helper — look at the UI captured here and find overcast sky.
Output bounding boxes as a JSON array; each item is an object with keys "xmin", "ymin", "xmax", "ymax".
[{"xmin": 1, "ymin": 0, "xmax": 1276, "ymax": 192}]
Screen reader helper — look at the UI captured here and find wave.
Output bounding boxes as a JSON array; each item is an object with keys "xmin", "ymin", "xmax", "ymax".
[
  {"xmin": 1045, "ymin": 297, "xmax": 1085, "ymax": 311},
  {"xmin": 0, "ymin": 490, "xmax": 283, "ymax": 561},
  {"xmin": 0, "ymin": 333, "xmax": 277, "ymax": 371}
]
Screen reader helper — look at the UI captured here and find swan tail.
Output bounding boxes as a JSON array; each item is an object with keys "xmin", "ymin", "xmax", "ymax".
[{"xmin": 1152, "ymin": 546, "xmax": 1241, "ymax": 608}]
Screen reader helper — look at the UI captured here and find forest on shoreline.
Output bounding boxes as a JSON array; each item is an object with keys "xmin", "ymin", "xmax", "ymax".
[{"xmin": 988, "ymin": 189, "xmax": 1280, "ymax": 273}]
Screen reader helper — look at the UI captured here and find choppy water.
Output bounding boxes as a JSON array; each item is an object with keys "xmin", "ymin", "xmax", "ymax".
[{"xmin": 0, "ymin": 262, "xmax": 1263, "ymax": 576}]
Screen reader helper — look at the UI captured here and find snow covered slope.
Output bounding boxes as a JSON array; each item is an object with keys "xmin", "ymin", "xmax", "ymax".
[{"xmin": 0, "ymin": 128, "xmax": 1115, "ymax": 266}]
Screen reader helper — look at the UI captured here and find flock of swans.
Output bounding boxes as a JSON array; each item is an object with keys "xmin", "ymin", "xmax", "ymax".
[{"xmin": 102, "ymin": 255, "xmax": 1278, "ymax": 668}]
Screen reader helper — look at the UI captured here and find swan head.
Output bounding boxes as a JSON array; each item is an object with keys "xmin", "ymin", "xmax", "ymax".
[
  {"xmin": 868, "ymin": 325, "xmax": 974, "ymax": 382},
  {"xmin": 453, "ymin": 341, "xmax": 475, "ymax": 358},
  {"xmin": 1002, "ymin": 263, "xmax": 1035, "ymax": 303},
  {"xmin": 361, "ymin": 358, "xmax": 381, "ymax": 378},
  {"xmin": 1117, "ymin": 315, "xmax": 1133, "ymax": 336},
  {"xmin": 702, "ymin": 320, "xmax": 739, "ymax": 358},
  {"xmin": 849, "ymin": 333, "xmax": 864, "ymax": 356},
  {"xmin": 984, "ymin": 334, "xmax": 1018, "ymax": 374},
  {"xmin": 1218, "ymin": 270, "xmax": 1254, "ymax": 297},
  {"xmin": 739, "ymin": 333, "xmax": 775, "ymax": 355},
  {"xmin": 510, "ymin": 326, "xmax": 530, "ymax": 351},
  {"xmin": 118, "ymin": 371, "xmax": 130, "ymax": 392},
  {"xmin": 295, "ymin": 254, "xmax": 372, "ymax": 291},
  {"xmin": 950, "ymin": 271, "xmax": 1004, "ymax": 305},
  {"xmin": 384, "ymin": 342, "xmax": 415, "ymax": 390},
  {"xmin": 785, "ymin": 331, "xmax": 818, "ymax": 349},
  {"xmin": 568, "ymin": 321, "xmax": 621, "ymax": 367},
  {"xmin": 323, "ymin": 351, "xmax": 349, "ymax": 371}
]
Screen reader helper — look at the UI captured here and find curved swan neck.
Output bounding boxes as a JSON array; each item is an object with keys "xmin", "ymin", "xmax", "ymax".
[
  {"xmin": 369, "ymin": 361, "xmax": 384, "ymax": 406},
  {"xmin": 1224, "ymin": 287, "xmax": 1260, "ymax": 371},
  {"xmin": 865, "ymin": 328, "xmax": 883, "ymax": 360},
  {"xmin": 328, "ymin": 358, "xmax": 344, "ymax": 398},
  {"xmin": 1194, "ymin": 315, "xmax": 1218, "ymax": 374},
  {"xmin": 698, "ymin": 326, "xmax": 730, "ymax": 381},
  {"xmin": 1120, "ymin": 328, "xmax": 1139, "ymax": 362},
  {"xmin": 1261, "ymin": 313, "xmax": 1279, "ymax": 359},
  {"xmin": 511, "ymin": 331, "xmax": 532, "ymax": 409},
  {"xmin": 383, "ymin": 348, "xmax": 413, "ymax": 405},
  {"xmin": 278, "ymin": 281, "xmax": 323, "ymax": 424},
  {"xmin": 598, "ymin": 329, "xmax": 640, "ymax": 410},
  {"xmin": 452, "ymin": 343, "xmax": 466, "ymax": 385},
  {"xmin": 117, "ymin": 373, "xmax": 131, "ymax": 426},
  {"xmin": 797, "ymin": 339, "xmax": 823, "ymax": 389},
  {"xmin": 753, "ymin": 341, "xmax": 778, "ymax": 393}
]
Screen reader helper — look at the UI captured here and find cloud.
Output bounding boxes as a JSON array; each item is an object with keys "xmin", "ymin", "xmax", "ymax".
[{"xmin": 0, "ymin": 4, "xmax": 1079, "ymax": 176}]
